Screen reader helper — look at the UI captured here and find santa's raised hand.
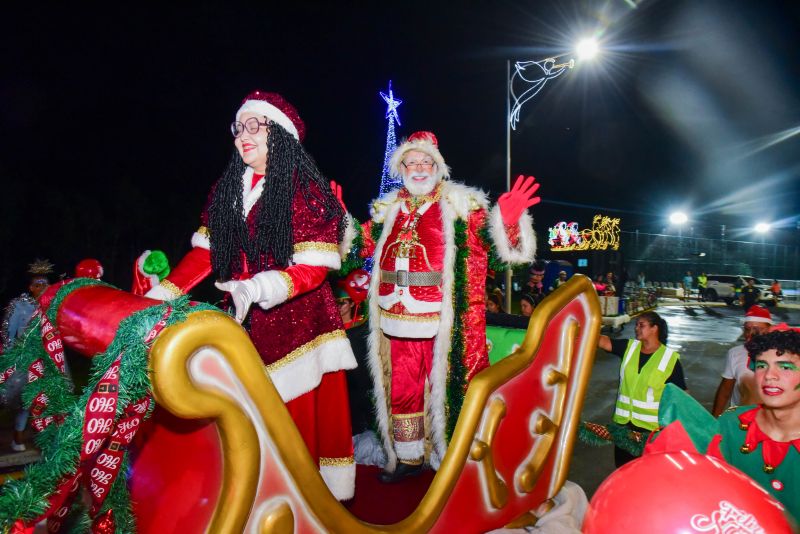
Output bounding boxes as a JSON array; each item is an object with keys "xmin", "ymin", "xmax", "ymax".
[{"xmin": 498, "ymin": 175, "xmax": 541, "ymax": 226}]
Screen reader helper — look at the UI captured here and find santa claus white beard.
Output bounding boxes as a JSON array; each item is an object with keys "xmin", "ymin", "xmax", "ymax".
[{"xmin": 403, "ymin": 171, "xmax": 441, "ymax": 197}]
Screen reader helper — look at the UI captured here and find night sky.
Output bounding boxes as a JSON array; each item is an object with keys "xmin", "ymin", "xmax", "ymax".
[{"xmin": 2, "ymin": 1, "xmax": 799, "ymax": 300}]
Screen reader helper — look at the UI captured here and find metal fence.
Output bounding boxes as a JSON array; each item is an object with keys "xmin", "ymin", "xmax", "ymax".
[{"xmin": 620, "ymin": 231, "xmax": 800, "ymax": 285}]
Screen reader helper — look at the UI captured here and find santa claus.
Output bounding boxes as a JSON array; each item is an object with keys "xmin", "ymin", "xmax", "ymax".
[{"xmin": 343, "ymin": 131, "xmax": 540, "ymax": 481}]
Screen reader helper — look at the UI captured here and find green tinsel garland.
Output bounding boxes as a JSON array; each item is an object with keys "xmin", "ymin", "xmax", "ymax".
[
  {"xmin": 445, "ymin": 219, "xmax": 469, "ymax": 440},
  {"xmin": 478, "ymin": 223, "xmax": 507, "ymax": 274},
  {"xmin": 0, "ymin": 281, "xmax": 215, "ymax": 534},
  {"xmin": 335, "ymin": 217, "xmax": 365, "ymax": 277},
  {"xmin": 577, "ymin": 421, "xmax": 646, "ymax": 457}
]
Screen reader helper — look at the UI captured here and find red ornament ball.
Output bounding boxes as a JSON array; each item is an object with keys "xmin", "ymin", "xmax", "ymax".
[{"xmin": 583, "ymin": 452, "xmax": 794, "ymax": 533}]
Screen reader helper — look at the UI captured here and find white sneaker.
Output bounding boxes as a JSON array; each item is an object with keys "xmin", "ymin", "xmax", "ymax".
[{"xmin": 10, "ymin": 441, "xmax": 26, "ymax": 452}]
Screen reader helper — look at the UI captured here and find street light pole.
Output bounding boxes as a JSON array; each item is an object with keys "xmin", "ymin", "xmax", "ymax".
[
  {"xmin": 502, "ymin": 39, "xmax": 597, "ymax": 312},
  {"xmin": 505, "ymin": 59, "xmax": 513, "ymax": 312}
]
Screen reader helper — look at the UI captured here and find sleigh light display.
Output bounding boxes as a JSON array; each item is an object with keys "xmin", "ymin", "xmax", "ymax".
[{"xmin": 1, "ymin": 276, "xmax": 600, "ymax": 533}]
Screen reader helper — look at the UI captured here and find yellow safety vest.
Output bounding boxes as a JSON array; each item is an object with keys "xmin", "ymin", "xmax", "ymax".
[
  {"xmin": 612, "ymin": 340, "xmax": 680, "ymax": 431},
  {"xmin": 697, "ymin": 275, "xmax": 707, "ymax": 289}
]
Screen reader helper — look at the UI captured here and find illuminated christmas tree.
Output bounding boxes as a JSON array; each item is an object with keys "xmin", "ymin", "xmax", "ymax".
[{"xmin": 378, "ymin": 81, "xmax": 403, "ymax": 196}]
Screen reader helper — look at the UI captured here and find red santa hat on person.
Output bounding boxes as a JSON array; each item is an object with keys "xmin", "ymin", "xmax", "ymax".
[
  {"xmin": 236, "ymin": 90, "xmax": 306, "ymax": 143},
  {"xmin": 743, "ymin": 305, "xmax": 773, "ymax": 324},
  {"xmin": 388, "ymin": 130, "xmax": 450, "ymax": 180}
]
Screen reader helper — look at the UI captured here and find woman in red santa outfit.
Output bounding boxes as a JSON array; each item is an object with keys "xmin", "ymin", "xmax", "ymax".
[{"xmin": 143, "ymin": 91, "xmax": 357, "ymax": 500}]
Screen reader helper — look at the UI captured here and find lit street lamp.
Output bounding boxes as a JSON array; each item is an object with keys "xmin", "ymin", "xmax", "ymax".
[
  {"xmin": 669, "ymin": 211, "xmax": 689, "ymax": 225},
  {"xmin": 504, "ymin": 37, "xmax": 600, "ymax": 310},
  {"xmin": 754, "ymin": 222, "xmax": 771, "ymax": 233}
]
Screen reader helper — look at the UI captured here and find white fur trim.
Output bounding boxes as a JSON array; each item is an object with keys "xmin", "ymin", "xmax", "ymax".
[
  {"xmin": 388, "ymin": 138, "xmax": 450, "ymax": 180},
  {"xmin": 237, "ymin": 100, "xmax": 299, "ymax": 141},
  {"xmin": 291, "ymin": 250, "xmax": 341, "ymax": 270},
  {"xmin": 339, "ymin": 213, "xmax": 358, "ymax": 260},
  {"xmin": 489, "ymin": 204, "xmax": 537, "ymax": 265},
  {"xmin": 136, "ymin": 251, "xmax": 160, "ymax": 290},
  {"xmin": 395, "ymin": 439, "xmax": 425, "ymax": 461},
  {"xmin": 266, "ymin": 334, "xmax": 356, "ymax": 403},
  {"xmin": 242, "ymin": 168, "xmax": 263, "ymax": 217},
  {"xmin": 353, "ymin": 431, "xmax": 387, "ymax": 467},
  {"xmin": 191, "ymin": 231, "xmax": 210, "ymax": 250},
  {"xmin": 379, "ymin": 314, "xmax": 439, "ymax": 338},
  {"xmin": 319, "ymin": 461, "xmax": 355, "ymax": 501},
  {"xmin": 251, "ymin": 270, "xmax": 291, "ymax": 311}
]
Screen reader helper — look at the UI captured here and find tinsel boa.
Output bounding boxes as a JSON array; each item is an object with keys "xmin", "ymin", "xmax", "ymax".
[{"xmin": 0, "ymin": 279, "xmax": 215, "ymax": 533}]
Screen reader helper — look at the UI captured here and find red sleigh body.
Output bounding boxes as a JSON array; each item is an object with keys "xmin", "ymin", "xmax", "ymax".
[{"xmin": 48, "ymin": 276, "xmax": 600, "ymax": 533}]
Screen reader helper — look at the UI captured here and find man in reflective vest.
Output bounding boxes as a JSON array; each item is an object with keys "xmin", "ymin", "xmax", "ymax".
[
  {"xmin": 697, "ymin": 272, "xmax": 707, "ymax": 301},
  {"xmin": 598, "ymin": 310, "xmax": 687, "ymax": 466}
]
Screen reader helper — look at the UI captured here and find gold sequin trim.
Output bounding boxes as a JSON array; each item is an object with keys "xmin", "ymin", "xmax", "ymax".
[
  {"xmin": 278, "ymin": 271, "xmax": 294, "ymax": 298},
  {"xmin": 392, "ymin": 411, "xmax": 424, "ymax": 420},
  {"xmin": 160, "ymin": 279, "xmax": 184, "ymax": 297},
  {"xmin": 264, "ymin": 330, "xmax": 347, "ymax": 373},
  {"xmin": 293, "ymin": 241, "xmax": 338, "ymax": 253},
  {"xmin": 381, "ymin": 310, "xmax": 440, "ymax": 322},
  {"xmin": 393, "ymin": 413, "xmax": 424, "ymax": 441},
  {"xmin": 319, "ymin": 455, "xmax": 355, "ymax": 467},
  {"xmin": 196, "ymin": 226, "xmax": 210, "ymax": 238}
]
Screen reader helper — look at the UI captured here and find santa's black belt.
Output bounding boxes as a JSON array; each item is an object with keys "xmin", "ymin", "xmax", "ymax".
[{"xmin": 380, "ymin": 270, "xmax": 442, "ymax": 287}]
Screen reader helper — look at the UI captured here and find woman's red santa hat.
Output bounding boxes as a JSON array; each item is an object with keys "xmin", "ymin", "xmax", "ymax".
[
  {"xmin": 388, "ymin": 130, "xmax": 450, "ymax": 180},
  {"xmin": 236, "ymin": 90, "xmax": 306, "ymax": 143}
]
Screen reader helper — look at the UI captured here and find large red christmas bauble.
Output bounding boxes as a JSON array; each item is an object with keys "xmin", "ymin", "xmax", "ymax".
[{"xmin": 583, "ymin": 452, "xmax": 795, "ymax": 533}]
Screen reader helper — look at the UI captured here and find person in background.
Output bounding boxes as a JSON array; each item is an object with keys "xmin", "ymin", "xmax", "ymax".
[
  {"xmin": 682, "ymin": 271, "xmax": 693, "ymax": 301},
  {"xmin": 636, "ymin": 272, "xmax": 646, "ymax": 289},
  {"xmin": 549, "ymin": 270, "xmax": 568, "ymax": 293},
  {"xmin": 770, "ymin": 279, "xmax": 783, "ymax": 304},
  {"xmin": 711, "ymin": 305, "xmax": 772, "ymax": 416},
  {"xmin": 1, "ymin": 260, "xmax": 54, "ymax": 452},
  {"xmin": 592, "ymin": 274, "xmax": 607, "ymax": 294},
  {"xmin": 519, "ymin": 294, "xmax": 536, "ymax": 317},
  {"xmin": 740, "ymin": 278, "xmax": 760, "ymax": 310},
  {"xmin": 486, "ymin": 291, "xmax": 505, "ymax": 314},
  {"xmin": 597, "ymin": 310, "xmax": 687, "ymax": 467},
  {"xmin": 696, "ymin": 272, "xmax": 707, "ymax": 302},
  {"xmin": 526, "ymin": 262, "xmax": 546, "ymax": 307},
  {"xmin": 603, "ymin": 272, "xmax": 616, "ymax": 296}
]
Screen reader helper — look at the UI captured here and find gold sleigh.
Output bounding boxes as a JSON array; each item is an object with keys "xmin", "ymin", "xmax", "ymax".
[{"xmin": 144, "ymin": 275, "xmax": 600, "ymax": 533}]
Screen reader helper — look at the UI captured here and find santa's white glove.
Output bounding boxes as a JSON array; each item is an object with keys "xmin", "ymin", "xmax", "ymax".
[
  {"xmin": 214, "ymin": 271, "xmax": 290, "ymax": 323},
  {"xmin": 145, "ymin": 282, "xmax": 180, "ymax": 301}
]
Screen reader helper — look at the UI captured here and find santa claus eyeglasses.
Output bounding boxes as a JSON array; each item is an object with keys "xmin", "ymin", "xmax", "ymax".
[
  {"xmin": 402, "ymin": 160, "xmax": 436, "ymax": 170},
  {"xmin": 230, "ymin": 117, "xmax": 270, "ymax": 137}
]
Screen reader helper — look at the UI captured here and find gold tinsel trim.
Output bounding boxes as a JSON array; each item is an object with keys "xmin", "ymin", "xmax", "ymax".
[
  {"xmin": 319, "ymin": 456, "xmax": 355, "ymax": 467},
  {"xmin": 264, "ymin": 330, "xmax": 347, "ymax": 373},
  {"xmin": 278, "ymin": 271, "xmax": 294, "ymax": 298},
  {"xmin": 293, "ymin": 241, "xmax": 338, "ymax": 253}
]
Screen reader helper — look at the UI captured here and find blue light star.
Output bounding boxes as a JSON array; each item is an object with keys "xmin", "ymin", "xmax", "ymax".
[{"xmin": 380, "ymin": 81, "xmax": 402, "ymax": 126}]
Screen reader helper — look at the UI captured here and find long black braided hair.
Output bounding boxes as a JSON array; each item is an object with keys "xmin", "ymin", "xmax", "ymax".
[{"xmin": 208, "ymin": 122, "xmax": 345, "ymax": 280}]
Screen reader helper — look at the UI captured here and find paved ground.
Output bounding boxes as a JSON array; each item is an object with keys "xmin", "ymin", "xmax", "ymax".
[{"xmin": 567, "ymin": 302, "xmax": 800, "ymax": 498}]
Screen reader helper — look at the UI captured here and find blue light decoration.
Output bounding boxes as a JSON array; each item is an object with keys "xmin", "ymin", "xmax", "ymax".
[
  {"xmin": 378, "ymin": 81, "xmax": 403, "ymax": 196},
  {"xmin": 509, "ymin": 58, "xmax": 573, "ymax": 130}
]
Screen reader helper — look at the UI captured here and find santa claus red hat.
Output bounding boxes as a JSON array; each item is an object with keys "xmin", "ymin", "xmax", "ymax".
[
  {"xmin": 236, "ymin": 90, "xmax": 306, "ymax": 143},
  {"xmin": 389, "ymin": 130, "xmax": 450, "ymax": 180},
  {"xmin": 743, "ymin": 305, "xmax": 773, "ymax": 324}
]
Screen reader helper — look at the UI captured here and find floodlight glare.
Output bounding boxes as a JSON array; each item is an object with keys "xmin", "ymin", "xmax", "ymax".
[
  {"xmin": 754, "ymin": 222, "xmax": 771, "ymax": 233},
  {"xmin": 669, "ymin": 211, "xmax": 688, "ymax": 225},
  {"xmin": 576, "ymin": 38, "xmax": 599, "ymax": 61}
]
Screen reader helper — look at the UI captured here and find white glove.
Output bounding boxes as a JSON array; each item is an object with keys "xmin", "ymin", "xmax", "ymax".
[
  {"xmin": 215, "ymin": 271, "xmax": 289, "ymax": 323},
  {"xmin": 145, "ymin": 283, "xmax": 178, "ymax": 301}
]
